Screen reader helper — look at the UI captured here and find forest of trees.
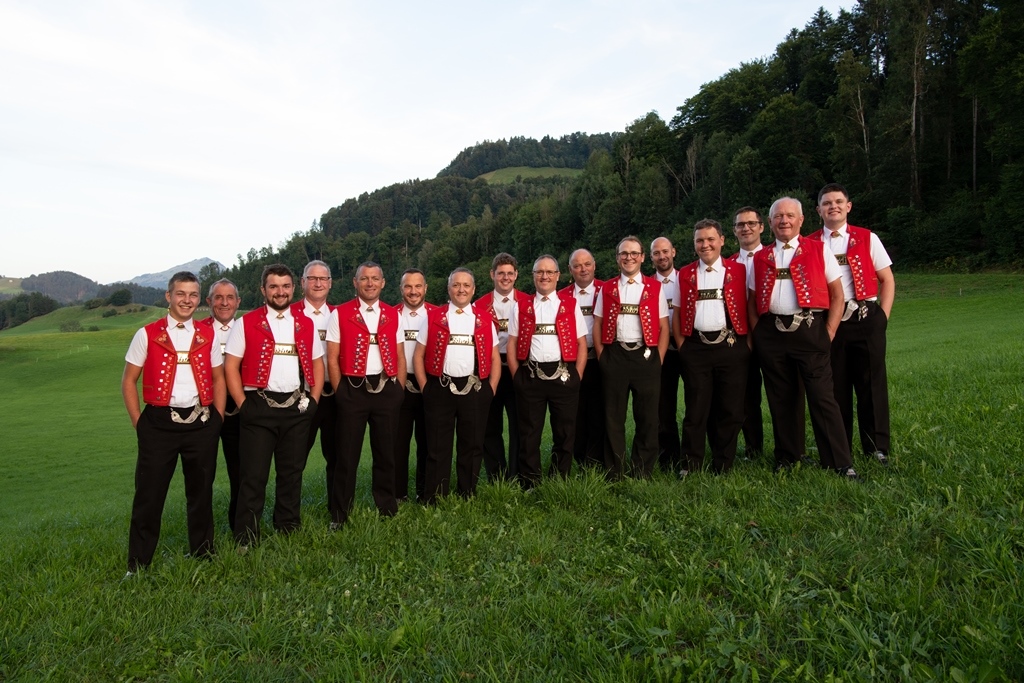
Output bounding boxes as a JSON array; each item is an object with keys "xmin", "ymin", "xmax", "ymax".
[
  {"xmin": 0, "ymin": 292, "xmax": 60, "ymax": 331},
  {"xmin": 215, "ymin": 0, "xmax": 1021, "ymax": 307}
]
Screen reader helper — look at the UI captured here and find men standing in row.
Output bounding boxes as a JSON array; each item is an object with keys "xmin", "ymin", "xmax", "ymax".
[
  {"xmin": 225, "ymin": 264, "xmax": 323, "ymax": 545},
  {"xmin": 674, "ymin": 221, "xmax": 750, "ymax": 475},
  {"xmin": 594, "ymin": 236, "xmax": 670, "ymax": 479},
  {"xmin": 122, "ymin": 271, "xmax": 225, "ymax": 575},
  {"xmin": 558, "ymin": 249, "xmax": 605, "ymax": 468},
  {"xmin": 507, "ymin": 255, "xmax": 588, "ymax": 487},
  {"xmin": 293, "ymin": 260, "xmax": 338, "ymax": 513},
  {"xmin": 394, "ymin": 268, "xmax": 434, "ymax": 501},
  {"xmin": 414, "ymin": 268, "xmax": 500, "ymax": 503},
  {"xmin": 650, "ymin": 236, "xmax": 682, "ymax": 472},
  {"xmin": 747, "ymin": 198, "xmax": 858, "ymax": 478},
  {"xmin": 204, "ymin": 278, "xmax": 241, "ymax": 531},
  {"xmin": 812, "ymin": 183, "xmax": 895, "ymax": 464},
  {"xmin": 476, "ymin": 253, "xmax": 526, "ymax": 483},
  {"xmin": 326, "ymin": 262, "xmax": 404, "ymax": 527}
]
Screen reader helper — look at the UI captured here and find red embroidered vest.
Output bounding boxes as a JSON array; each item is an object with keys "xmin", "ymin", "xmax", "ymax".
[
  {"xmin": 335, "ymin": 299, "xmax": 399, "ymax": 377},
  {"xmin": 806, "ymin": 225, "xmax": 879, "ymax": 300},
  {"xmin": 474, "ymin": 290, "xmax": 527, "ymax": 333},
  {"xmin": 423, "ymin": 306, "xmax": 494, "ymax": 379},
  {"xmin": 239, "ymin": 307, "xmax": 316, "ymax": 388},
  {"xmin": 513, "ymin": 296, "xmax": 579, "ymax": 362},
  {"xmin": 752, "ymin": 238, "xmax": 830, "ymax": 315},
  {"xmin": 598, "ymin": 276, "xmax": 661, "ymax": 347},
  {"xmin": 676, "ymin": 260, "xmax": 749, "ymax": 336},
  {"xmin": 142, "ymin": 318, "xmax": 215, "ymax": 406}
]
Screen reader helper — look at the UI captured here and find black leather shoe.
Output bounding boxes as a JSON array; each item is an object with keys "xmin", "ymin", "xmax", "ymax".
[
  {"xmin": 872, "ymin": 451, "xmax": 889, "ymax": 466},
  {"xmin": 837, "ymin": 466, "xmax": 861, "ymax": 481}
]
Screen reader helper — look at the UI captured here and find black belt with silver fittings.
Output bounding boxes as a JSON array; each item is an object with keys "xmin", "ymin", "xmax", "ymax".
[
  {"xmin": 526, "ymin": 359, "xmax": 570, "ymax": 382},
  {"xmin": 439, "ymin": 373, "xmax": 482, "ymax": 395},
  {"xmin": 170, "ymin": 403, "xmax": 211, "ymax": 425},
  {"xmin": 347, "ymin": 372, "xmax": 394, "ymax": 394},
  {"xmin": 695, "ymin": 328, "xmax": 736, "ymax": 346},
  {"xmin": 774, "ymin": 309, "xmax": 819, "ymax": 332},
  {"xmin": 617, "ymin": 340, "xmax": 651, "ymax": 360},
  {"xmin": 256, "ymin": 388, "xmax": 309, "ymax": 413},
  {"xmin": 841, "ymin": 299, "xmax": 871, "ymax": 322}
]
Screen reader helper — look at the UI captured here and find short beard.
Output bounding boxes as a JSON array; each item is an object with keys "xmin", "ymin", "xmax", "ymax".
[{"xmin": 266, "ymin": 298, "xmax": 291, "ymax": 312}]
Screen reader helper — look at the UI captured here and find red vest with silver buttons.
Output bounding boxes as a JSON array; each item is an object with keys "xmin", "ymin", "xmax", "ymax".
[
  {"xmin": 513, "ymin": 296, "xmax": 579, "ymax": 362},
  {"xmin": 474, "ymin": 290, "xmax": 529, "ymax": 332},
  {"xmin": 805, "ymin": 224, "xmax": 879, "ymax": 300},
  {"xmin": 676, "ymin": 260, "xmax": 749, "ymax": 336},
  {"xmin": 142, "ymin": 318, "xmax": 215, "ymax": 406},
  {"xmin": 598, "ymin": 276, "xmax": 662, "ymax": 347},
  {"xmin": 334, "ymin": 298, "xmax": 399, "ymax": 377},
  {"xmin": 752, "ymin": 237, "xmax": 830, "ymax": 315},
  {"xmin": 238, "ymin": 308, "xmax": 316, "ymax": 388},
  {"xmin": 423, "ymin": 306, "xmax": 494, "ymax": 379}
]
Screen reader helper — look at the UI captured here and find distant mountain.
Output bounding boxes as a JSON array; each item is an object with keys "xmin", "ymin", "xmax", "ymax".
[{"xmin": 129, "ymin": 258, "xmax": 225, "ymax": 288}]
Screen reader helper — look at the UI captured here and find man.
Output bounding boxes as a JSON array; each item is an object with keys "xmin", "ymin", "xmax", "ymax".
[
  {"xmin": 507, "ymin": 255, "xmax": 588, "ymax": 487},
  {"xmin": 325, "ymin": 262, "xmax": 405, "ymax": 527},
  {"xmin": 292, "ymin": 260, "xmax": 338, "ymax": 512},
  {"xmin": 225, "ymin": 264, "xmax": 323, "ymax": 545},
  {"xmin": 204, "ymin": 278, "xmax": 241, "ymax": 531},
  {"xmin": 746, "ymin": 198, "xmax": 858, "ymax": 478},
  {"xmin": 673, "ymin": 220, "xmax": 750, "ymax": 475},
  {"xmin": 475, "ymin": 253, "xmax": 527, "ymax": 482},
  {"xmin": 811, "ymin": 183, "xmax": 895, "ymax": 464},
  {"xmin": 414, "ymin": 268, "xmax": 500, "ymax": 503},
  {"xmin": 558, "ymin": 249, "xmax": 605, "ymax": 468},
  {"xmin": 593, "ymin": 236, "xmax": 670, "ymax": 479},
  {"xmin": 121, "ymin": 271, "xmax": 225, "ymax": 575},
  {"xmin": 650, "ymin": 236, "xmax": 682, "ymax": 472},
  {"xmin": 394, "ymin": 268, "xmax": 435, "ymax": 501},
  {"xmin": 730, "ymin": 208, "xmax": 805, "ymax": 460}
]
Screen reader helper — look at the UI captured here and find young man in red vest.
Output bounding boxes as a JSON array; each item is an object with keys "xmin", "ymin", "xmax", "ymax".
[
  {"xmin": 673, "ymin": 220, "xmax": 750, "ymax": 475},
  {"xmin": 558, "ymin": 248, "xmax": 605, "ymax": 469},
  {"xmin": 292, "ymin": 260, "xmax": 338, "ymax": 512},
  {"xmin": 746, "ymin": 198, "xmax": 858, "ymax": 479},
  {"xmin": 203, "ymin": 278, "xmax": 241, "ymax": 532},
  {"xmin": 325, "ymin": 262, "xmax": 405, "ymax": 527},
  {"xmin": 224, "ymin": 264, "xmax": 323, "ymax": 546},
  {"xmin": 121, "ymin": 271, "xmax": 225, "ymax": 576},
  {"xmin": 475, "ymin": 253, "xmax": 527, "ymax": 482},
  {"xmin": 507, "ymin": 255, "xmax": 588, "ymax": 487},
  {"xmin": 414, "ymin": 268, "xmax": 501, "ymax": 503},
  {"xmin": 593, "ymin": 236, "xmax": 670, "ymax": 479},
  {"xmin": 651, "ymin": 236, "xmax": 683, "ymax": 473},
  {"xmin": 811, "ymin": 183, "xmax": 895, "ymax": 465},
  {"xmin": 394, "ymin": 268, "xmax": 436, "ymax": 501}
]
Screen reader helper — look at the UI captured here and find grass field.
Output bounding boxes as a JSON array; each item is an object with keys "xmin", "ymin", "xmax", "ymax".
[
  {"xmin": 0, "ymin": 274, "xmax": 1022, "ymax": 680},
  {"xmin": 0, "ymin": 277, "xmax": 23, "ymax": 295},
  {"xmin": 478, "ymin": 166, "xmax": 584, "ymax": 184}
]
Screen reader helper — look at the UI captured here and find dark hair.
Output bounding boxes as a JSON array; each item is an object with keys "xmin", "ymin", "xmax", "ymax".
[
  {"xmin": 733, "ymin": 206, "xmax": 762, "ymax": 223},
  {"xmin": 401, "ymin": 268, "xmax": 425, "ymax": 278},
  {"xmin": 355, "ymin": 261, "xmax": 383, "ymax": 280},
  {"xmin": 694, "ymin": 219, "xmax": 724, "ymax": 237},
  {"xmin": 491, "ymin": 253, "xmax": 518, "ymax": 270},
  {"xmin": 260, "ymin": 264, "xmax": 295, "ymax": 288},
  {"xmin": 817, "ymin": 183, "xmax": 849, "ymax": 203},
  {"xmin": 167, "ymin": 271, "xmax": 199, "ymax": 292},
  {"xmin": 616, "ymin": 235, "xmax": 643, "ymax": 254}
]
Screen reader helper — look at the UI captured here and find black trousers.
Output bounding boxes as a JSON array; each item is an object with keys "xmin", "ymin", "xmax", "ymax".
[
  {"xmin": 218, "ymin": 403, "xmax": 241, "ymax": 533},
  {"xmin": 832, "ymin": 302, "xmax": 890, "ymax": 455},
  {"xmin": 679, "ymin": 335, "xmax": 749, "ymax": 473},
  {"xmin": 129, "ymin": 405, "xmax": 220, "ymax": 571},
  {"xmin": 754, "ymin": 314, "xmax": 851, "ymax": 470},
  {"xmin": 395, "ymin": 387, "xmax": 428, "ymax": 500},
  {"xmin": 234, "ymin": 391, "xmax": 313, "ymax": 544},
  {"xmin": 657, "ymin": 345, "xmax": 683, "ymax": 470},
  {"xmin": 573, "ymin": 355, "xmax": 605, "ymax": 468},
  {"xmin": 483, "ymin": 359, "xmax": 519, "ymax": 481},
  {"xmin": 513, "ymin": 362, "xmax": 580, "ymax": 487},
  {"xmin": 305, "ymin": 390, "xmax": 338, "ymax": 513},
  {"xmin": 600, "ymin": 343, "xmax": 661, "ymax": 479},
  {"xmin": 736, "ymin": 352, "xmax": 805, "ymax": 457},
  {"xmin": 423, "ymin": 376, "xmax": 493, "ymax": 504},
  {"xmin": 331, "ymin": 376, "xmax": 402, "ymax": 525}
]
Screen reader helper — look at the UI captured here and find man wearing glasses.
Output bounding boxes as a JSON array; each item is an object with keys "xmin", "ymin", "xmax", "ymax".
[
  {"xmin": 593, "ymin": 237, "xmax": 670, "ymax": 479},
  {"xmin": 293, "ymin": 261, "xmax": 338, "ymax": 513},
  {"xmin": 507, "ymin": 255, "xmax": 588, "ymax": 487}
]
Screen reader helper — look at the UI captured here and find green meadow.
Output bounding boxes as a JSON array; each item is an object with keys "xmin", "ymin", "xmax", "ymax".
[
  {"xmin": 479, "ymin": 166, "xmax": 584, "ymax": 184},
  {"xmin": 1, "ymin": 274, "xmax": 1022, "ymax": 681}
]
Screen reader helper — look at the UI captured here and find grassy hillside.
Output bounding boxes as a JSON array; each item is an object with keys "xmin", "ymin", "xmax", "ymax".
[
  {"xmin": 0, "ymin": 277, "xmax": 23, "ymax": 295},
  {"xmin": 0, "ymin": 274, "xmax": 1021, "ymax": 680},
  {"xmin": 478, "ymin": 166, "xmax": 584, "ymax": 184}
]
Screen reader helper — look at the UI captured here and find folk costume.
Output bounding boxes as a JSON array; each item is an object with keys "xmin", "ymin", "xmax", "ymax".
[
  {"xmin": 558, "ymin": 280, "xmax": 605, "ymax": 468},
  {"xmin": 395, "ymin": 301, "xmax": 436, "ymax": 501}
]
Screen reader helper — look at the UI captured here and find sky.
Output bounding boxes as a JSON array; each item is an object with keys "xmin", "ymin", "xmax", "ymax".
[{"xmin": 0, "ymin": 0, "xmax": 849, "ymax": 285}]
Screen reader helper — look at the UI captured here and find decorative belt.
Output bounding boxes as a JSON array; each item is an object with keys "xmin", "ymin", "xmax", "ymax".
[
  {"xmin": 176, "ymin": 351, "xmax": 191, "ymax": 364},
  {"xmin": 534, "ymin": 324, "xmax": 556, "ymax": 335},
  {"xmin": 526, "ymin": 359, "xmax": 570, "ymax": 382},
  {"xmin": 775, "ymin": 268, "xmax": 791, "ymax": 280},
  {"xmin": 405, "ymin": 379, "xmax": 420, "ymax": 394},
  {"xmin": 698, "ymin": 288, "xmax": 723, "ymax": 301},
  {"xmin": 497, "ymin": 319, "xmax": 509, "ymax": 331},
  {"xmin": 774, "ymin": 310, "xmax": 817, "ymax": 332},
  {"xmin": 367, "ymin": 334, "xmax": 378, "ymax": 344},
  {"xmin": 404, "ymin": 329, "xmax": 418, "ymax": 340},
  {"xmin": 318, "ymin": 330, "xmax": 327, "ymax": 342},
  {"xmin": 448, "ymin": 334, "xmax": 474, "ymax": 346},
  {"xmin": 618, "ymin": 304, "xmax": 640, "ymax": 315},
  {"xmin": 440, "ymin": 373, "xmax": 482, "ymax": 395},
  {"xmin": 618, "ymin": 340, "xmax": 645, "ymax": 351},
  {"xmin": 274, "ymin": 343, "xmax": 297, "ymax": 356},
  {"xmin": 347, "ymin": 373, "xmax": 394, "ymax": 394},
  {"xmin": 170, "ymin": 404, "xmax": 210, "ymax": 424},
  {"xmin": 580, "ymin": 306, "xmax": 593, "ymax": 316},
  {"xmin": 695, "ymin": 329, "xmax": 736, "ymax": 346},
  {"xmin": 667, "ymin": 301, "xmax": 675, "ymax": 309},
  {"xmin": 841, "ymin": 299, "xmax": 870, "ymax": 322},
  {"xmin": 256, "ymin": 388, "xmax": 309, "ymax": 413},
  {"xmin": 219, "ymin": 342, "xmax": 227, "ymax": 355},
  {"xmin": 836, "ymin": 254, "xmax": 848, "ymax": 266}
]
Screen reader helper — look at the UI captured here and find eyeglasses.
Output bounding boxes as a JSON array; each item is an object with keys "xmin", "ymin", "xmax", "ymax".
[
  {"xmin": 533, "ymin": 270, "xmax": 558, "ymax": 277},
  {"xmin": 617, "ymin": 251, "xmax": 642, "ymax": 259},
  {"xmin": 734, "ymin": 221, "xmax": 761, "ymax": 229},
  {"xmin": 304, "ymin": 276, "xmax": 331, "ymax": 283}
]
